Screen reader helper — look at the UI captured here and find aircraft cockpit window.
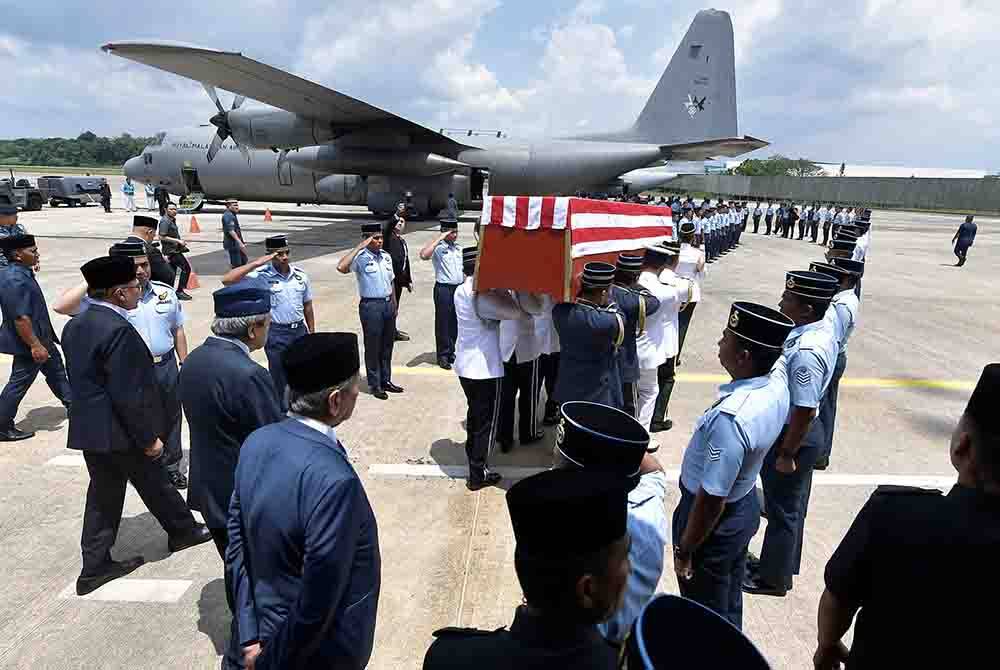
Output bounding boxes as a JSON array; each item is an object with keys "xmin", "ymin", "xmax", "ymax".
[{"xmin": 689, "ymin": 44, "xmax": 702, "ymax": 59}]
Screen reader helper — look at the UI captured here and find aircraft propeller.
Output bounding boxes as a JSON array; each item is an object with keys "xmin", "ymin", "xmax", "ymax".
[{"xmin": 203, "ymin": 83, "xmax": 250, "ymax": 164}]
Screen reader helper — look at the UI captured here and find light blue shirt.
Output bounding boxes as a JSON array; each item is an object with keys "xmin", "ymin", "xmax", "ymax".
[
  {"xmin": 825, "ymin": 288, "xmax": 860, "ymax": 353},
  {"xmin": 247, "ymin": 262, "xmax": 313, "ymax": 324},
  {"xmin": 680, "ymin": 358, "xmax": 790, "ymax": 502},
  {"xmin": 784, "ymin": 319, "xmax": 839, "ymax": 416},
  {"xmin": 78, "ymin": 281, "xmax": 184, "ymax": 356},
  {"xmin": 431, "ymin": 241, "xmax": 464, "ymax": 285},
  {"xmin": 350, "ymin": 248, "xmax": 395, "ymax": 299},
  {"xmin": 597, "ymin": 470, "xmax": 669, "ymax": 643}
]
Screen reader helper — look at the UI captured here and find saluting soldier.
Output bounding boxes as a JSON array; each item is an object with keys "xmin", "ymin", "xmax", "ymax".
[
  {"xmin": 419, "ymin": 216, "xmax": 464, "ymax": 369},
  {"xmin": 422, "ymin": 468, "xmax": 631, "ymax": 669},
  {"xmin": 814, "ymin": 364, "xmax": 1000, "ymax": 670},
  {"xmin": 673, "ymin": 302, "xmax": 794, "ymax": 628},
  {"xmin": 745, "ymin": 271, "xmax": 840, "ymax": 597},
  {"xmin": 611, "ymin": 253, "xmax": 661, "ymax": 418},
  {"xmin": 0, "ymin": 234, "xmax": 72, "ymax": 442},
  {"xmin": 223, "ymin": 235, "xmax": 315, "ymax": 410},
  {"xmin": 552, "ymin": 262, "xmax": 626, "ymax": 409},
  {"xmin": 62, "ymin": 255, "xmax": 210, "ymax": 596},
  {"xmin": 337, "ymin": 223, "xmax": 401, "ymax": 400}
]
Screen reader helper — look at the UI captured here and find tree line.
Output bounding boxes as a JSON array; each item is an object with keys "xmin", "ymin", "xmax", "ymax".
[
  {"xmin": 728, "ymin": 155, "xmax": 827, "ymax": 177},
  {"xmin": 0, "ymin": 132, "xmax": 153, "ymax": 168}
]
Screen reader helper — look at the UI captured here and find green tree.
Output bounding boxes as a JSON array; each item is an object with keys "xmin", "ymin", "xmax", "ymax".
[
  {"xmin": 0, "ymin": 133, "xmax": 153, "ymax": 168},
  {"xmin": 729, "ymin": 154, "xmax": 825, "ymax": 177}
]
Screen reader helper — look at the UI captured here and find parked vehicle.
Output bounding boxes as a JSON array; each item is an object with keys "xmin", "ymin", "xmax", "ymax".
[
  {"xmin": 0, "ymin": 170, "xmax": 44, "ymax": 210},
  {"xmin": 36, "ymin": 175, "xmax": 107, "ymax": 207}
]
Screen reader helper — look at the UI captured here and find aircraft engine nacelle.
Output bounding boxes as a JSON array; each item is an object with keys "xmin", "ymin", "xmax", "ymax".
[
  {"xmin": 315, "ymin": 174, "xmax": 368, "ymax": 205},
  {"xmin": 365, "ymin": 174, "xmax": 470, "ymax": 217},
  {"xmin": 228, "ymin": 109, "xmax": 337, "ymax": 150},
  {"xmin": 288, "ymin": 146, "xmax": 468, "ymax": 178}
]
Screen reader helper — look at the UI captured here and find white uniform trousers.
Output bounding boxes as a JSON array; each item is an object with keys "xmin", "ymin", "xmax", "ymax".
[{"xmin": 637, "ymin": 367, "xmax": 660, "ymax": 430}]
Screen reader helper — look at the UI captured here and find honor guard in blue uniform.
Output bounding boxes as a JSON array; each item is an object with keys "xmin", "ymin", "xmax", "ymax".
[
  {"xmin": 62, "ymin": 256, "xmax": 210, "ymax": 596},
  {"xmin": 552, "ymin": 262, "xmax": 626, "ymax": 409},
  {"xmin": 673, "ymin": 302, "xmax": 794, "ymax": 628},
  {"xmin": 180, "ymin": 283, "xmax": 282, "ymax": 559},
  {"xmin": 422, "ymin": 468, "xmax": 631, "ymax": 670},
  {"xmin": 745, "ymin": 271, "xmax": 839, "ymax": 597},
  {"xmin": 337, "ymin": 222, "xmax": 401, "ymax": 400},
  {"xmin": 223, "ymin": 235, "xmax": 315, "ymax": 410},
  {"xmin": 552, "ymin": 401, "xmax": 668, "ymax": 645},
  {"xmin": 826, "ymin": 238, "xmax": 856, "ymax": 263},
  {"xmin": 0, "ymin": 204, "xmax": 29, "ymax": 267},
  {"xmin": 611, "ymin": 254, "xmax": 661, "ymax": 418},
  {"xmin": 952, "ymin": 214, "xmax": 978, "ymax": 267},
  {"xmin": 809, "ymin": 262, "xmax": 862, "ymax": 471},
  {"xmin": 814, "ymin": 364, "xmax": 1000, "ymax": 670},
  {"xmin": 419, "ymin": 216, "xmax": 464, "ymax": 369},
  {"xmin": 221, "ymin": 200, "xmax": 248, "ymax": 268},
  {"xmin": 832, "ymin": 255, "xmax": 865, "ymax": 299},
  {"xmin": 226, "ymin": 333, "xmax": 381, "ymax": 670},
  {"xmin": 0, "ymin": 234, "xmax": 72, "ymax": 441},
  {"xmin": 622, "ymin": 594, "xmax": 771, "ymax": 669}
]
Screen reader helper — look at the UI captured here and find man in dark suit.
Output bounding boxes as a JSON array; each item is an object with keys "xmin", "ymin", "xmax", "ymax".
[
  {"xmin": 0, "ymin": 234, "xmax": 72, "ymax": 441},
  {"xmin": 226, "ymin": 333, "xmax": 381, "ymax": 670},
  {"xmin": 62, "ymin": 255, "xmax": 210, "ymax": 596},
  {"xmin": 180, "ymin": 282, "xmax": 282, "ymax": 559}
]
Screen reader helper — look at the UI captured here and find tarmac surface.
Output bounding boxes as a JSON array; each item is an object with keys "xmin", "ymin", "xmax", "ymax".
[{"xmin": 0, "ymin": 186, "xmax": 995, "ymax": 669}]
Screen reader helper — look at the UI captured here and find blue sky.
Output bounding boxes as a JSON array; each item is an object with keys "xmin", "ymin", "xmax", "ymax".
[{"xmin": 3, "ymin": 0, "xmax": 999, "ymax": 169}]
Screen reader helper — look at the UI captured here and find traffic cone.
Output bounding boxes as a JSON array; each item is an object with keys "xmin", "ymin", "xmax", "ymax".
[
  {"xmin": 185, "ymin": 271, "xmax": 201, "ymax": 290},
  {"xmin": 264, "ymin": 209, "xmax": 273, "ymax": 222},
  {"xmin": 189, "ymin": 215, "xmax": 201, "ymax": 233}
]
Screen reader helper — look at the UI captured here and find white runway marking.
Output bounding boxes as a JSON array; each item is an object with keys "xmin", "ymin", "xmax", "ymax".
[
  {"xmin": 46, "ymin": 454, "xmax": 85, "ymax": 467},
  {"xmin": 369, "ymin": 464, "xmax": 954, "ymax": 489},
  {"xmin": 60, "ymin": 579, "xmax": 192, "ymax": 603}
]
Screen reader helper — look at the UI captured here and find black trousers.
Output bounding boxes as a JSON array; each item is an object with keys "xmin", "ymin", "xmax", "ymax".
[
  {"xmin": 0, "ymin": 345, "xmax": 72, "ymax": 428},
  {"xmin": 752, "ymin": 215, "xmax": 761, "ymax": 233},
  {"xmin": 459, "ymin": 377, "xmax": 500, "ymax": 475},
  {"xmin": 783, "ymin": 219, "xmax": 793, "ymax": 238},
  {"xmin": 651, "ymin": 356, "xmax": 676, "ymax": 424},
  {"xmin": 764, "ymin": 215, "xmax": 773, "ymax": 235},
  {"xmin": 167, "ymin": 252, "xmax": 192, "ymax": 292},
  {"xmin": 621, "ymin": 381, "xmax": 639, "ymax": 418},
  {"xmin": 151, "ymin": 351, "xmax": 183, "ymax": 472},
  {"xmin": 539, "ymin": 353, "xmax": 560, "ymax": 419},
  {"xmin": 810, "ymin": 221, "xmax": 819, "ymax": 242},
  {"xmin": 264, "ymin": 322, "xmax": 307, "ymax": 411},
  {"xmin": 822, "ymin": 223, "xmax": 831, "ymax": 246},
  {"xmin": 80, "ymin": 449, "xmax": 196, "ymax": 576},
  {"xmin": 359, "ymin": 298, "xmax": 396, "ymax": 393},
  {"xmin": 677, "ymin": 302, "xmax": 697, "ymax": 361},
  {"xmin": 226, "ymin": 247, "xmax": 248, "ymax": 268},
  {"xmin": 797, "ymin": 220, "xmax": 807, "ymax": 239},
  {"xmin": 499, "ymin": 355, "xmax": 541, "ymax": 444},
  {"xmin": 433, "ymin": 283, "xmax": 460, "ymax": 362}
]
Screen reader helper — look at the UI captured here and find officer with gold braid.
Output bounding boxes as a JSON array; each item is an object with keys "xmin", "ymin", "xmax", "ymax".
[{"xmin": 552, "ymin": 262, "xmax": 627, "ymax": 410}]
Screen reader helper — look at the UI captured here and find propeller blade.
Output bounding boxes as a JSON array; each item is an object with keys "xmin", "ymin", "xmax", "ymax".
[
  {"xmin": 231, "ymin": 94, "xmax": 246, "ymax": 110},
  {"xmin": 276, "ymin": 148, "xmax": 288, "ymax": 168},
  {"xmin": 202, "ymin": 82, "xmax": 225, "ymax": 114},
  {"xmin": 206, "ymin": 131, "xmax": 224, "ymax": 163}
]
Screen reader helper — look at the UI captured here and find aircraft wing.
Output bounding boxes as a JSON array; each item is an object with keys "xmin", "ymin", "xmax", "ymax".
[
  {"xmin": 662, "ymin": 135, "xmax": 768, "ymax": 160},
  {"xmin": 101, "ymin": 41, "xmax": 458, "ymax": 146}
]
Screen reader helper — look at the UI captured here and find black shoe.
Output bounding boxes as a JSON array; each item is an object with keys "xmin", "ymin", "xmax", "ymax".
[
  {"xmin": 385, "ymin": 382, "xmax": 404, "ymax": 393},
  {"xmin": 746, "ymin": 552, "xmax": 760, "ymax": 575},
  {"xmin": 176, "ymin": 291, "xmax": 193, "ymax": 301},
  {"xmin": 394, "ymin": 331, "xmax": 410, "ymax": 342},
  {"xmin": 76, "ymin": 557, "xmax": 145, "ymax": 596},
  {"xmin": 649, "ymin": 419, "xmax": 673, "ymax": 433},
  {"xmin": 0, "ymin": 427, "xmax": 35, "ymax": 442},
  {"xmin": 742, "ymin": 575, "xmax": 787, "ymax": 597},
  {"xmin": 467, "ymin": 470, "xmax": 502, "ymax": 491},
  {"xmin": 168, "ymin": 523, "xmax": 213, "ymax": 553},
  {"xmin": 168, "ymin": 470, "xmax": 188, "ymax": 489},
  {"xmin": 520, "ymin": 432, "xmax": 545, "ymax": 445},
  {"xmin": 372, "ymin": 390, "xmax": 389, "ymax": 400},
  {"xmin": 437, "ymin": 359, "xmax": 452, "ymax": 370},
  {"xmin": 498, "ymin": 440, "xmax": 513, "ymax": 453},
  {"xmin": 814, "ymin": 457, "xmax": 829, "ymax": 471}
]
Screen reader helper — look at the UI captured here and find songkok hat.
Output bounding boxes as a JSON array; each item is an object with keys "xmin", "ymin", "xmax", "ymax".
[
  {"xmin": 282, "ymin": 332, "xmax": 360, "ymax": 393},
  {"xmin": 808, "ymin": 262, "xmax": 850, "ymax": 282},
  {"xmin": 784, "ymin": 270, "xmax": 838, "ymax": 300},
  {"xmin": 581, "ymin": 261, "xmax": 616, "ymax": 288},
  {"xmin": 361, "ymin": 222, "xmax": 382, "ymax": 235},
  {"xmin": 265, "ymin": 235, "xmax": 289, "ymax": 251},
  {"xmin": 622, "ymin": 595, "xmax": 771, "ymax": 670},
  {"xmin": 859, "ymin": 208, "xmax": 872, "ymax": 221},
  {"xmin": 679, "ymin": 222, "xmax": 696, "ymax": 235},
  {"xmin": 506, "ymin": 469, "xmax": 630, "ymax": 558},
  {"xmin": 439, "ymin": 217, "xmax": 459, "ymax": 231},
  {"xmin": 556, "ymin": 401, "xmax": 651, "ymax": 478},
  {"xmin": 81, "ymin": 255, "xmax": 135, "ymax": 289},
  {"xmin": 108, "ymin": 241, "xmax": 147, "ymax": 257},
  {"xmin": 727, "ymin": 302, "xmax": 794, "ymax": 350},
  {"xmin": 616, "ymin": 253, "xmax": 644, "ymax": 273},
  {"xmin": 832, "ymin": 258, "xmax": 865, "ymax": 276},
  {"xmin": 831, "ymin": 239, "xmax": 857, "ymax": 252},
  {"xmin": 213, "ymin": 282, "xmax": 271, "ymax": 318},
  {"xmin": 965, "ymin": 364, "xmax": 1000, "ymax": 435},
  {"xmin": 0, "ymin": 204, "xmax": 18, "ymax": 216},
  {"xmin": 462, "ymin": 245, "xmax": 478, "ymax": 271},
  {"xmin": 0, "ymin": 234, "xmax": 35, "ymax": 251},
  {"xmin": 132, "ymin": 215, "xmax": 158, "ymax": 229}
]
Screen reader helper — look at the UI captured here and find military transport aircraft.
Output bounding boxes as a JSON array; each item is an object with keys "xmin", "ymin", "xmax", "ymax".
[{"xmin": 108, "ymin": 9, "xmax": 765, "ymax": 216}]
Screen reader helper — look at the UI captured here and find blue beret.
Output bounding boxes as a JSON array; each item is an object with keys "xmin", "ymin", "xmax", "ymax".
[{"xmin": 213, "ymin": 282, "xmax": 271, "ymax": 318}]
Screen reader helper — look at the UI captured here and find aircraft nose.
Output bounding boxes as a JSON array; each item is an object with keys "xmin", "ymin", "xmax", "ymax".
[{"xmin": 123, "ymin": 156, "xmax": 142, "ymax": 180}]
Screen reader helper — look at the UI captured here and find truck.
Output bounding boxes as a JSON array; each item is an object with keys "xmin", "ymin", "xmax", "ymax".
[
  {"xmin": 0, "ymin": 170, "xmax": 45, "ymax": 210},
  {"xmin": 36, "ymin": 175, "xmax": 106, "ymax": 207}
]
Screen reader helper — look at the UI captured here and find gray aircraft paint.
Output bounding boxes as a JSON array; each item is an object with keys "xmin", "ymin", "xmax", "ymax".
[{"xmin": 115, "ymin": 10, "xmax": 763, "ymax": 214}]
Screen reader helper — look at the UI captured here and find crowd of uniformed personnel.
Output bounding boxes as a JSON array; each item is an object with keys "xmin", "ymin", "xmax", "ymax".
[{"xmin": 0, "ymin": 195, "xmax": 997, "ymax": 669}]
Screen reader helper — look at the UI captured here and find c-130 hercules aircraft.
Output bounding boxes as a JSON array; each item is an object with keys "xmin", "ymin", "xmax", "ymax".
[{"xmin": 109, "ymin": 9, "xmax": 765, "ymax": 216}]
